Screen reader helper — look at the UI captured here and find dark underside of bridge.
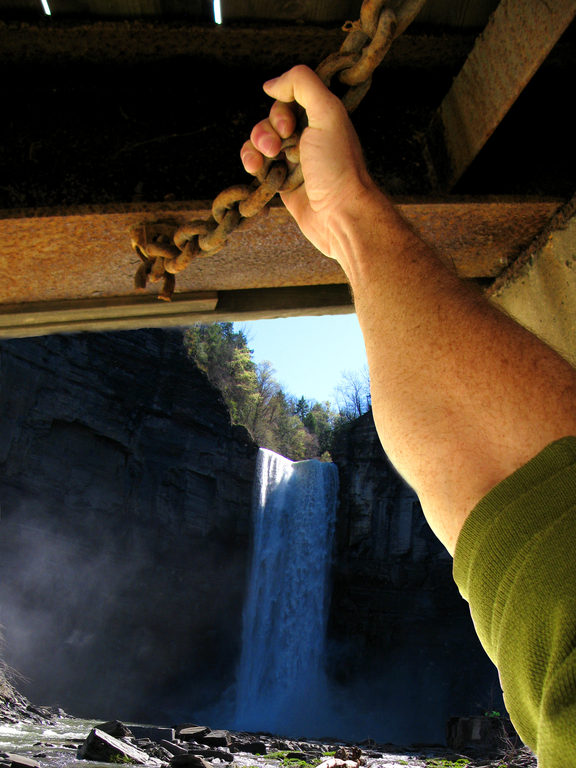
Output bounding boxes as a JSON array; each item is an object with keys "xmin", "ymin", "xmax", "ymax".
[{"xmin": 0, "ymin": 0, "xmax": 575, "ymax": 336}]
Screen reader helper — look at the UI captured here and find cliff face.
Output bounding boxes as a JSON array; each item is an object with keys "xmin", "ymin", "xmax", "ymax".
[
  {"xmin": 0, "ymin": 330, "xmax": 258, "ymax": 722},
  {"xmin": 0, "ymin": 331, "xmax": 502, "ymax": 743},
  {"xmin": 329, "ymin": 412, "xmax": 503, "ymax": 743}
]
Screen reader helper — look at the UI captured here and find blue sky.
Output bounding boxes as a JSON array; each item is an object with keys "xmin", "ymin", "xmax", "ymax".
[{"xmin": 238, "ymin": 313, "xmax": 368, "ymax": 405}]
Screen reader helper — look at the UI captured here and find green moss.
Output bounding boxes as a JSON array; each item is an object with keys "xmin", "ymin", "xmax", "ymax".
[{"xmin": 265, "ymin": 750, "xmax": 336, "ymax": 768}]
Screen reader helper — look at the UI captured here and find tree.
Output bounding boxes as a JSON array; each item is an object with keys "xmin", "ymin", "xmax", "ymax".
[
  {"xmin": 183, "ymin": 323, "xmax": 258, "ymax": 425},
  {"xmin": 184, "ymin": 324, "xmax": 326, "ymax": 460},
  {"xmin": 248, "ymin": 361, "xmax": 282, "ymax": 447},
  {"xmin": 334, "ymin": 366, "xmax": 371, "ymax": 421},
  {"xmin": 184, "ymin": 324, "xmax": 368, "ymax": 460},
  {"xmin": 303, "ymin": 401, "xmax": 338, "ymax": 456},
  {"xmin": 295, "ymin": 395, "xmax": 310, "ymax": 421}
]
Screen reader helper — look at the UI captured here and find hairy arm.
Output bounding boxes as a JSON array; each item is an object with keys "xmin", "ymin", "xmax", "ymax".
[{"xmin": 242, "ymin": 65, "xmax": 576, "ymax": 554}]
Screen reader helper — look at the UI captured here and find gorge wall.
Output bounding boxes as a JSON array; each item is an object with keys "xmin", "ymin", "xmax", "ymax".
[
  {"xmin": 0, "ymin": 329, "xmax": 258, "ymax": 723},
  {"xmin": 0, "ymin": 329, "xmax": 502, "ymax": 743},
  {"xmin": 329, "ymin": 412, "xmax": 503, "ymax": 742}
]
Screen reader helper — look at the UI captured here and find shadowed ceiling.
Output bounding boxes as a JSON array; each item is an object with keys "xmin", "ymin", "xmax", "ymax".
[{"xmin": 0, "ymin": 0, "xmax": 574, "ymax": 338}]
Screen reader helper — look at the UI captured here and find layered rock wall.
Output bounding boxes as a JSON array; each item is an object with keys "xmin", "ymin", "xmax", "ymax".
[
  {"xmin": 0, "ymin": 331, "xmax": 503, "ymax": 743},
  {"xmin": 0, "ymin": 329, "xmax": 258, "ymax": 722},
  {"xmin": 329, "ymin": 412, "xmax": 504, "ymax": 743}
]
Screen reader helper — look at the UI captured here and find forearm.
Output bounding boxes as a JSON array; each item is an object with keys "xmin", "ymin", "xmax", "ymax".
[
  {"xmin": 242, "ymin": 65, "xmax": 576, "ymax": 553},
  {"xmin": 333, "ymin": 187, "xmax": 576, "ymax": 552}
]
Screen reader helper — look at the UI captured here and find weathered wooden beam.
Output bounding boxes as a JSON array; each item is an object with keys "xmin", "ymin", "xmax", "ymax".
[
  {"xmin": 3, "ymin": 20, "xmax": 572, "ymax": 209},
  {"xmin": 427, "ymin": 0, "xmax": 576, "ymax": 190}
]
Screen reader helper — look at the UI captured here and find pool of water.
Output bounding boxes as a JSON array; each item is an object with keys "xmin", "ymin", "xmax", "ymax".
[{"xmin": 0, "ymin": 717, "xmax": 105, "ymax": 768}]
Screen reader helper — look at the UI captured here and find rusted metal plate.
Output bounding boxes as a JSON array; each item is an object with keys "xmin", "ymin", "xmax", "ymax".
[
  {"xmin": 0, "ymin": 202, "xmax": 343, "ymax": 304},
  {"xmin": 0, "ymin": 198, "xmax": 562, "ymax": 310},
  {"xmin": 427, "ymin": 0, "xmax": 576, "ymax": 189}
]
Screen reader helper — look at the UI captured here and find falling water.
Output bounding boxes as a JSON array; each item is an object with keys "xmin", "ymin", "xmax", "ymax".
[{"xmin": 233, "ymin": 448, "xmax": 339, "ymax": 736}]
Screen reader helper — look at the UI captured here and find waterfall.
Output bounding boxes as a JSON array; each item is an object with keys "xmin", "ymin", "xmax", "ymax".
[{"xmin": 233, "ymin": 448, "xmax": 339, "ymax": 736}]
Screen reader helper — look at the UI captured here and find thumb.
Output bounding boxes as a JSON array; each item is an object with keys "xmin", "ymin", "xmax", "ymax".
[{"xmin": 263, "ymin": 65, "xmax": 343, "ymax": 131}]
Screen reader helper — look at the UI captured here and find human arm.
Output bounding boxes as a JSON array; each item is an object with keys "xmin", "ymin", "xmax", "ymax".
[{"xmin": 242, "ymin": 65, "xmax": 576, "ymax": 554}]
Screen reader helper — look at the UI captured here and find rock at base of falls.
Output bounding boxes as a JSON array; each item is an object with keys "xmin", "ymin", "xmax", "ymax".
[
  {"xmin": 77, "ymin": 728, "xmax": 153, "ymax": 764},
  {"xmin": 3, "ymin": 755, "xmax": 41, "ymax": 768}
]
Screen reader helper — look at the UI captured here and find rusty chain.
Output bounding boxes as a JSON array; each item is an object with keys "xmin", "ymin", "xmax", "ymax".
[{"xmin": 131, "ymin": 0, "xmax": 427, "ymax": 300}]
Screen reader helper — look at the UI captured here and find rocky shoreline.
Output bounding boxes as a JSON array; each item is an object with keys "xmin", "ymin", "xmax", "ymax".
[
  {"xmin": 0, "ymin": 680, "xmax": 65, "ymax": 728},
  {"xmin": 0, "ymin": 686, "xmax": 536, "ymax": 768}
]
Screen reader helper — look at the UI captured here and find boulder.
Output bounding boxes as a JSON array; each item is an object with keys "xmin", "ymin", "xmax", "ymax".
[
  {"xmin": 139, "ymin": 744, "xmax": 174, "ymax": 761},
  {"xmin": 159, "ymin": 741, "xmax": 188, "ymax": 757},
  {"xmin": 446, "ymin": 715, "xmax": 519, "ymax": 756},
  {"xmin": 5, "ymin": 756, "xmax": 41, "ymax": 768},
  {"xmin": 198, "ymin": 730, "xmax": 231, "ymax": 748},
  {"xmin": 176, "ymin": 726, "xmax": 211, "ymax": 741},
  {"xmin": 131, "ymin": 727, "xmax": 176, "ymax": 743},
  {"xmin": 77, "ymin": 727, "xmax": 151, "ymax": 764},
  {"xmin": 230, "ymin": 741, "xmax": 267, "ymax": 755},
  {"xmin": 188, "ymin": 749, "xmax": 233, "ymax": 762},
  {"xmin": 96, "ymin": 721, "xmax": 134, "ymax": 739},
  {"xmin": 170, "ymin": 755, "xmax": 212, "ymax": 768}
]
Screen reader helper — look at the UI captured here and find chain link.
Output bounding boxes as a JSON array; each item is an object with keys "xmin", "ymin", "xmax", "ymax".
[{"xmin": 131, "ymin": 0, "xmax": 427, "ymax": 301}]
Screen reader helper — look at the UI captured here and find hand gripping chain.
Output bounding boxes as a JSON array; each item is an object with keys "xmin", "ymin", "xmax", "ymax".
[{"xmin": 131, "ymin": 0, "xmax": 427, "ymax": 300}]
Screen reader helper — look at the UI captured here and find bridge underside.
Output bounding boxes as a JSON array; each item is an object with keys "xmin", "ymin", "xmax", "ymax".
[{"xmin": 1, "ymin": 5, "xmax": 575, "ymax": 358}]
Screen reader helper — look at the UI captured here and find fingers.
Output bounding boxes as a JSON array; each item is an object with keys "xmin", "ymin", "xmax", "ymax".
[
  {"xmin": 250, "ymin": 120, "xmax": 282, "ymax": 158},
  {"xmin": 240, "ymin": 122, "xmax": 278, "ymax": 176},
  {"xmin": 241, "ymin": 64, "xmax": 334, "ymax": 177},
  {"xmin": 240, "ymin": 140, "xmax": 263, "ymax": 175},
  {"xmin": 269, "ymin": 100, "xmax": 297, "ymax": 139},
  {"xmin": 240, "ymin": 101, "xmax": 297, "ymax": 175}
]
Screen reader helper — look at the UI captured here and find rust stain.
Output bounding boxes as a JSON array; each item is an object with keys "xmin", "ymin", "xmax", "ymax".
[{"xmin": 0, "ymin": 198, "xmax": 562, "ymax": 307}]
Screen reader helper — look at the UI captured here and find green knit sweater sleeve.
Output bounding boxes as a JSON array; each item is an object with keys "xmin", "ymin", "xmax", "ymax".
[{"xmin": 453, "ymin": 437, "xmax": 576, "ymax": 767}]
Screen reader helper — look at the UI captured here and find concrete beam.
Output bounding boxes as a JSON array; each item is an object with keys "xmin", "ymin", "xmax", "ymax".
[{"xmin": 489, "ymin": 195, "xmax": 576, "ymax": 368}]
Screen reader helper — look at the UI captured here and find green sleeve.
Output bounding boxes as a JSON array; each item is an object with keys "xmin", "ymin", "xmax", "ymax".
[{"xmin": 453, "ymin": 437, "xmax": 576, "ymax": 767}]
